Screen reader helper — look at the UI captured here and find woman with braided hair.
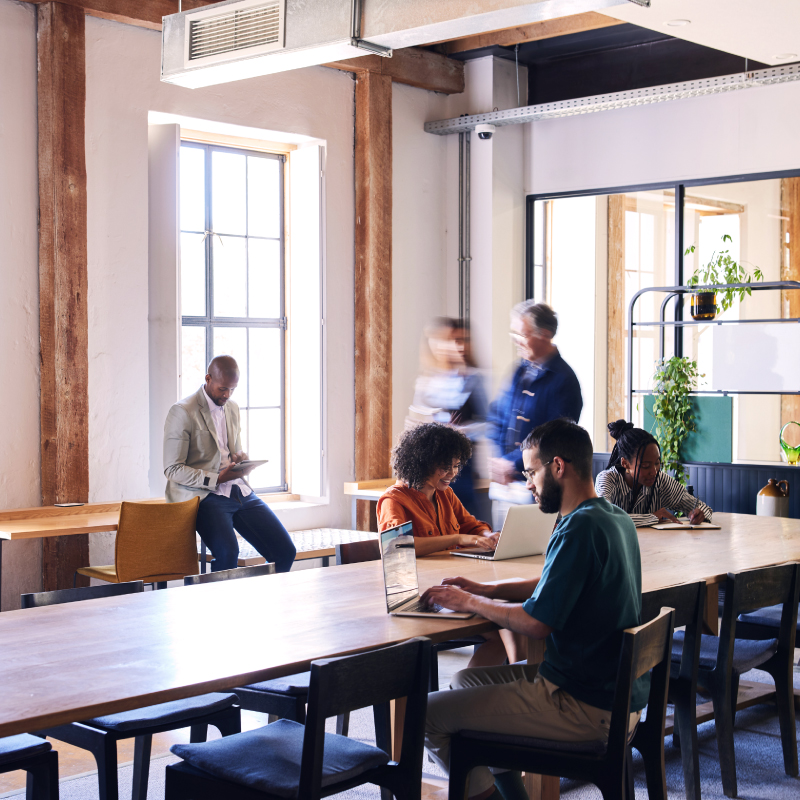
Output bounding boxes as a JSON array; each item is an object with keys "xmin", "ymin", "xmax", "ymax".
[{"xmin": 594, "ymin": 419, "xmax": 713, "ymax": 527}]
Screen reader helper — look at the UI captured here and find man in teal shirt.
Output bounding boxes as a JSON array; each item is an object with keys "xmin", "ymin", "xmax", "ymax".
[{"xmin": 421, "ymin": 419, "xmax": 648, "ymax": 800}]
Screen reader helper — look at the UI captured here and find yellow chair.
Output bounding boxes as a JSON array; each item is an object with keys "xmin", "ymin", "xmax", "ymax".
[{"xmin": 77, "ymin": 497, "xmax": 200, "ymax": 585}]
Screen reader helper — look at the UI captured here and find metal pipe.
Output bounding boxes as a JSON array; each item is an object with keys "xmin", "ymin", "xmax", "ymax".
[
  {"xmin": 465, "ymin": 132, "xmax": 471, "ymax": 325},
  {"xmin": 458, "ymin": 133, "xmax": 464, "ymax": 321}
]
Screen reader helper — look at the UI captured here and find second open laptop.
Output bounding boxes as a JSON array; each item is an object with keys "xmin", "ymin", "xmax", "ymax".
[
  {"xmin": 451, "ymin": 503, "xmax": 554, "ymax": 561},
  {"xmin": 380, "ymin": 521, "xmax": 474, "ymax": 619}
]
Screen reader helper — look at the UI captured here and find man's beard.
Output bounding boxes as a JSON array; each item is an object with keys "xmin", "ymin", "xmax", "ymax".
[{"xmin": 536, "ymin": 468, "xmax": 563, "ymax": 514}]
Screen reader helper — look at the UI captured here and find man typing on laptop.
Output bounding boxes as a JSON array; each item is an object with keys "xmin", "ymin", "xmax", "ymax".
[{"xmin": 420, "ymin": 419, "xmax": 647, "ymax": 800}]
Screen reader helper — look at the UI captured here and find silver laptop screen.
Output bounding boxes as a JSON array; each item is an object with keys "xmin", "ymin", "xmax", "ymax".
[{"xmin": 380, "ymin": 522, "xmax": 418, "ymax": 612}]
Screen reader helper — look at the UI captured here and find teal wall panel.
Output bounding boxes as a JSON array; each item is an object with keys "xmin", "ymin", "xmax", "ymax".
[{"xmin": 644, "ymin": 395, "xmax": 733, "ymax": 464}]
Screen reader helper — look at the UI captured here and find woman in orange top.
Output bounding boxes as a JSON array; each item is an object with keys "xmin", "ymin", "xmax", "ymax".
[{"xmin": 377, "ymin": 423, "xmax": 523, "ymax": 665}]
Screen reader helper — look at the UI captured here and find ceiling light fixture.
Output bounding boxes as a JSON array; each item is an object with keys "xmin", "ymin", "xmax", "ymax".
[
  {"xmin": 775, "ymin": 53, "xmax": 798, "ymax": 61},
  {"xmin": 666, "ymin": 19, "xmax": 691, "ymax": 27}
]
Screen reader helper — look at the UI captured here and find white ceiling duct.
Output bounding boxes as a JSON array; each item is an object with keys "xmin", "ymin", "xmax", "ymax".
[{"xmin": 161, "ymin": 0, "xmax": 631, "ymax": 89}]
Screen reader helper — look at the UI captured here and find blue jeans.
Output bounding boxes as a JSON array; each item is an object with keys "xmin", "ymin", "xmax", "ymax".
[{"xmin": 196, "ymin": 485, "xmax": 296, "ymax": 573}]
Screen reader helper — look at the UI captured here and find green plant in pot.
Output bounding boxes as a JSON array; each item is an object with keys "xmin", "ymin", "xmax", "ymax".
[
  {"xmin": 650, "ymin": 356, "xmax": 701, "ymax": 485},
  {"xmin": 685, "ymin": 233, "xmax": 763, "ymax": 321}
]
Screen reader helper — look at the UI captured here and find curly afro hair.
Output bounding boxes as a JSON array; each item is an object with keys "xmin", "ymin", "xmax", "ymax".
[{"xmin": 391, "ymin": 423, "xmax": 472, "ymax": 492}]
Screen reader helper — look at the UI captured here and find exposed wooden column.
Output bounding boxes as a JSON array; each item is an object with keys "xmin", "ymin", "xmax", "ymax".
[
  {"xmin": 38, "ymin": 2, "xmax": 90, "ymax": 589},
  {"xmin": 781, "ymin": 178, "xmax": 800, "ymax": 427},
  {"xmin": 354, "ymin": 71, "xmax": 392, "ymax": 532},
  {"xmin": 607, "ymin": 195, "xmax": 626, "ymax": 446}
]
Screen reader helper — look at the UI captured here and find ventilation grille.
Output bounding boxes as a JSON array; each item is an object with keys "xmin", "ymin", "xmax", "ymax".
[{"xmin": 189, "ymin": 2, "xmax": 282, "ymax": 61}]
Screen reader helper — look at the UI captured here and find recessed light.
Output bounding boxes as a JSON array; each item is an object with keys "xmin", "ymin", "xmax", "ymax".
[
  {"xmin": 666, "ymin": 19, "xmax": 691, "ymax": 27},
  {"xmin": 774, "ymin": 53, "xmax": 798, "ymax": 61}
]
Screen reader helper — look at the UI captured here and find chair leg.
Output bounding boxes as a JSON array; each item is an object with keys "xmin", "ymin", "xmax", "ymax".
[
  {"xmin": 447, "ymin": 747, "xmax": 471, "ymax": 800},
  {"xmin": 429, "ymin": 650, "xmax": 440, "ymax": 692},
  {"xmin": 132, "ymin": 735, "xmax": 152, "ymax": 800},
  {"xmin": 93, "ymin": 736, "xmax": 120, "ymax": 800},
  {"xmin": 336, "ymin": 712, "xmax": 350, "ymax": 737},
  {"xmin": 26, "ymin": 754, "xmax": 59, "ymax": 800},
  {"xmin": 189, "ymin": 724, "xmax": 208, "ymax": 743},
  {"xmin": 674, "ymin": 695, "xmax": 701, "ymax": 800},
  {"xmin": 374, "ymin": 702, "xmax": 392, "ymax": 755},
  {"xmin": 214, "ymin": 708, "xmax": 242, "ymax": 737},
  {"xmin": 766, "ymin": 658, "xmax": 799, "ymax": 777},
  {"xmin": 729, "ymin": 672, "xmax": 740, "ymax": 726},
  {"xmin": 624, "ymin": 748, "xmax": 635, "ymax": 800},
  {"xmin": 711, "ymin": 683, "xmax": 738, "ymax": 798}
]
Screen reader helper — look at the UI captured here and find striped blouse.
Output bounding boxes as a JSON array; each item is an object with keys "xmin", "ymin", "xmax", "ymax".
[{"xmin": 594, "ymin": 468, "xmax": 713, "ymax": 528}]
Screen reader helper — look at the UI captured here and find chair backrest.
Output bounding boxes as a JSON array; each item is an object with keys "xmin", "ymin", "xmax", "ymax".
[
  {"xmin": 183, "ymin": 562, "xmax": 276, "ymax": 585},
  {"xmin": 299, "ymin": 637, "xmax": 432, "ymax": 797},
  {"xmin": 335, "ymin": 539, "xmax": 380, "ymax": 565},
  {"xmin": 115, "ymin": 497, "xmax": 200, "ymax": 582},
  {"xmin": 642, "ymin": 582, "xmax": 705, "ymax": 681},
  {"xmin": 607, "ymin": 608, "xmax": 675, "ymax": 765},
  {"xmin": 717, "ymin": 563, "xmax": 800, "ymax": 669},
  {"xmin": 21, "ymin": 581, "xmax": 144, "ymax": 609}
]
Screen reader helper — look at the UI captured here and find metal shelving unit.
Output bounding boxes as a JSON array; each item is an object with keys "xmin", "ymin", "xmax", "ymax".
[{"xmin": 626, "ymin": 280, "xmax": 800, "ymax": 420}]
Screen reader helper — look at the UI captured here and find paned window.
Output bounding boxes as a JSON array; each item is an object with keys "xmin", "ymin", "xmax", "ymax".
[{"xmin": 179, "ymin": 142, "xmax": 286, "ymax": 492}]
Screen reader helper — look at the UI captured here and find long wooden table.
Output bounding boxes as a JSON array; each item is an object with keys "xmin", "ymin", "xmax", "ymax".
[
  {"xmin": 0, "ymin": 513, "xmax": 798, "ymax": 797},
  {"xmin": 0, "ymin": 501, "xmax": 376, "ymax": 608}
]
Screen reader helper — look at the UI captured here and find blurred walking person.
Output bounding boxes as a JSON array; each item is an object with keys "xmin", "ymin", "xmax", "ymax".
[
  {"xmin": 487, "ymin": 301, "xmax": 582, "ymax": 529},
  {"xmin": 406, "ymin": 318, "xmax": 487, "ymax": 516}
]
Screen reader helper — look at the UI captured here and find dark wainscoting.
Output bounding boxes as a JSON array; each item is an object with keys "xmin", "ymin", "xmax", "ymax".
[{"xmin": 592, "ymin": 453, "xmax": 800, "ymax": 519}]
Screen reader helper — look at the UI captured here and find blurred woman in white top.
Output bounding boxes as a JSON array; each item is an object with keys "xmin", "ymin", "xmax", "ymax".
[{"xmin": 407, "ymin": 318, "xmax": 487, "ymax": 516}]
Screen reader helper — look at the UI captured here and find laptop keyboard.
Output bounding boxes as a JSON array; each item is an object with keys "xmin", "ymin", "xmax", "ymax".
[{"xmin": 403, "ymin": 599, "xmax": 444, "ymax": 613}]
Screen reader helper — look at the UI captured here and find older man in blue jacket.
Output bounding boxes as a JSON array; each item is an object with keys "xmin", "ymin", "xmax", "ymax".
[{"xmin": 487, "ymin": 301, "xmax": 582, "ymax": 528}]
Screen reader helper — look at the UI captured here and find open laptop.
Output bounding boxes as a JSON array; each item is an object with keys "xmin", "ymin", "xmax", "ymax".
[
  {"xmin": 451, "ymin": 503, "xmax": 553, "ymax": 561},
  {"xmin": 381, "ymin": 522, "xmax": 474, "ymax": 619}
]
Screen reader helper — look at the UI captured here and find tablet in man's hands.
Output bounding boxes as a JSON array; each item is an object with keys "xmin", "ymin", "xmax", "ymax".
[{"xmin": 230, "ymin": 460, "xmax": 268, "ymax": 472}]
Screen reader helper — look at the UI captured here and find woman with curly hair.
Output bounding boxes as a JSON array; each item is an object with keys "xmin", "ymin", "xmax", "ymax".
[
  {"xmin": 378, "ymin": 423, "xmax": 497, "ymax": 556},
  {"xmin": 595, "ymin": 419, "xmax": 712, "ymax": 527},
  {"xmin": 378, "ymin": 424, "xmax": 524, "ymax": 665}
]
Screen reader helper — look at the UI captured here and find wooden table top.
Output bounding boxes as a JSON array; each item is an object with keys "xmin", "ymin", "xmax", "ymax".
[{"xmin": 0, "ymin": 512, "xmax": 798, "ymax": 738}]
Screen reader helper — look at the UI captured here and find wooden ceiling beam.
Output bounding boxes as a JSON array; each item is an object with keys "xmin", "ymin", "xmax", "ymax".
[
  {"xmin": 19, "ymin": 0, "xmax": 218, "ymax": 31},
  {"xmin": 326, "ymin": 47, "xmax": 464, "ymax": 94},
  {"xmin": 434, "ymin": 11, "xmax": 624, "ymax": 55}
]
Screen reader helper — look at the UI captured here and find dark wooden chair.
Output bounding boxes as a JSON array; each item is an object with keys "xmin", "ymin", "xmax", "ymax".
[
  {"xmin": 635, "ymin": 581, "xmax": 705, "ymax": 800},
  {"xmin": 670, "ymin": 564, "xmax": 800, "ymax": 798},
  {"xmin": 0, "ymin": 735, "xmax": 59, "ymax": 800},
  {"xmin": 21, "ymin": 581, "xmax": 241, "ymax": 800},
  {"xmin": 188, "ymin": 561, "xmax": 351, "ymax": 737},
  {"xmin": 335, "ymin": 539, "xmax": 481, "ymax": 691},
  {"xmin": 447, "ymin": 608, "xmax": 675, "ymax": 800},
  {"xmin": 183, "ymin": 563, "xmax": 276, "ymax": 585},
  {"xmin": 164, "ymin": 637, "xmax": 432, "ymax": 800}
]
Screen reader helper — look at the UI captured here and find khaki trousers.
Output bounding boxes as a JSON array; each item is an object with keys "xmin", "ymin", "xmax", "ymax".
[{"xmin": 425, "ymin": 664, "xmax": 639, "ymax": 798}]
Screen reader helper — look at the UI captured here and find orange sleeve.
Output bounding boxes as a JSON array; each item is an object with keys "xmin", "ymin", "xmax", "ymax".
[
  {"xmin": 376, "ymin": 495, "xmax": 412, "ymax": 533},
  {"xmin": 448, "ymin": 491, "xmax": 492, "ymax": 536}
]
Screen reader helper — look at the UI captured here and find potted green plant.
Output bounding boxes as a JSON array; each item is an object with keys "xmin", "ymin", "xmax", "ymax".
[
  {"xmin": 650, "ymin": 356, "xmax": 701, "ymax": 485},
  {"xmin": 685, "ymin": 233, "xmax": 763, "ymax": 321}
]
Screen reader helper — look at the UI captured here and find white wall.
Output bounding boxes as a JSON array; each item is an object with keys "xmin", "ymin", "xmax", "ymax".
[
  {"xmin": 83, "ymin": 16, "xmax": 357, "ymax": 531},
  {"xmin": 527, "ymin": 79, "xmax": 800, "ymax": 195},
  {"xmin": 391, "ymin": 83, "xmax": 449, "ymax": 445},
  {"xmin": 0, "ymin": 0, "xmax": 42, "ymax": 605}
]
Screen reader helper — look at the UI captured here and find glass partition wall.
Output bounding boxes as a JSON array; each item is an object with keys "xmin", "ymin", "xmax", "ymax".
[{"xmin": 528, "ymin": 173, "xmax": 800, "ymax": 463}]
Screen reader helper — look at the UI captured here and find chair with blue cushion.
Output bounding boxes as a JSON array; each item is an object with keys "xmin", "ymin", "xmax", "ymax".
[
  {"xmin": 447, "ymin": 608, "xmax": 675, "ymax": 800},
  {"xmin": 0, "ymin": 734, "xmax": 59, "ymax": 800},
  {"xmin": 21, "ymin": 580, "xmax": 241, "ymax": 800},
  {"xmin": 670, "ymin": 564, "xmax": 800, "ymax": 798},
  {"xmin": 165, "ymin": 637, "xmax": 432, "ymax": 800}
]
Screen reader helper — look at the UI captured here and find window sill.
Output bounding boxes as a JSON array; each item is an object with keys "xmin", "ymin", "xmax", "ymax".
[{"xmin": 258, "ymin": 494, "xmax": 327, "ymax": 513}]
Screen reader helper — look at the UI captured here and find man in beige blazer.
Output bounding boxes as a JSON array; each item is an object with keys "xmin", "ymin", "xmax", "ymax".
[{"xmin": 164, "ymin": 355, "xmax": 296, "ymax": 572}]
